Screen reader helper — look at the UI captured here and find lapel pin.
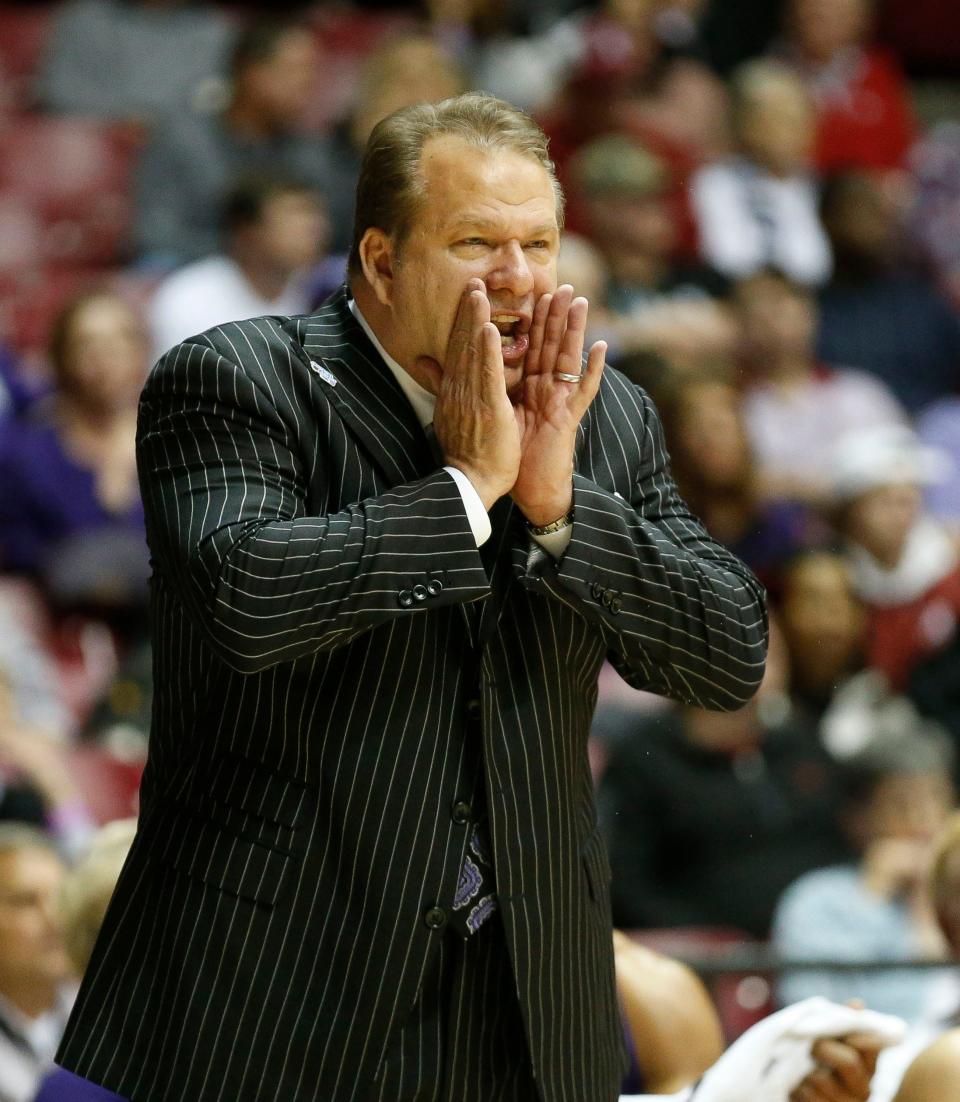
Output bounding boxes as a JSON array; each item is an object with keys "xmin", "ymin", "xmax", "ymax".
[{"xmin": 309, "ymin": 360, "xmax": 337, "ymax": 386}]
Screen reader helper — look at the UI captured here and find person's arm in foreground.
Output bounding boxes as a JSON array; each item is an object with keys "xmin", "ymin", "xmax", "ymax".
[
  {"xmin": 621, "ymin": 998, "xmax": 905, "ymax": 1102},
  {"xmin": 893, "ymin": 1029, "xmax": 960, "ymax": 1102}
]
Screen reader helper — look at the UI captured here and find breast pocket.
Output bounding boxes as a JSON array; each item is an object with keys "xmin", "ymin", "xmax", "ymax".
[{"xmin": 149, "ymin": 754, "xmax": 311, "ymax": 907}]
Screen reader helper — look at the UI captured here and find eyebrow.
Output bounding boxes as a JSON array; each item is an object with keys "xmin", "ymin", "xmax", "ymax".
[{"xmin": 448, "ymin": 219, "xmax": 558, "ymax": 238}]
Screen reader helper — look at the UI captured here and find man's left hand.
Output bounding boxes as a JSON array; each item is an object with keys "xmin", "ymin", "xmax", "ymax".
[{"xmin": 510, "ymin": 284, "xmax": 605, "ymax": 527}]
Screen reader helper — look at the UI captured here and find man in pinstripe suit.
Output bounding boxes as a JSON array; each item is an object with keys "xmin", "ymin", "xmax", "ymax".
[{"xmin": 56, "ymin": 94, "xmax": 768, "ymax": 1101}]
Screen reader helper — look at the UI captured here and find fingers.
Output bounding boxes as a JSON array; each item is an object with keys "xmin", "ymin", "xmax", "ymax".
[
  {"xmin": 525, "ymin": 291, "xmax": 551, "ymax": 374},
  {"xmin": 555, "ymin": 295, "xmax": 588, "ymax": 379},
  {"xmin": 478, "ymin": 321, "xmax": 509, "ymax": 405},
  {"xmin": 811, "ymin": 1038, "xmax": 873, "ymax": 1098},
  {"xmin": 568, "ymin": 339, "xmax": 606, "ymax": 416},
  {"xmin": 445, "ymin": 278, "xmax": 491, "ymax": 383},
  {"xmin": 526, "ymin": 285, "xmax": 574, "ymax": 376},
  {"xmin": 840, "ymin": 1032, "xmax": 890, "ymax": 1079}
]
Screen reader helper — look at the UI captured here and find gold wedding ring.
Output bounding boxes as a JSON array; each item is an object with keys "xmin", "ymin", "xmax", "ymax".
[{"xmin": 553, "ymin": 371, "xmax": 582, "ymax": 383}]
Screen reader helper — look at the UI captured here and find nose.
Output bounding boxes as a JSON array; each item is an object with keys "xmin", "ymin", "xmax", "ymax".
[{"xmin": 485, "ymin": 240, "xmax": 534, "ymax": 298}]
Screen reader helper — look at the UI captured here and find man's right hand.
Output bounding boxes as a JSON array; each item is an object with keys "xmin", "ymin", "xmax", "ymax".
[{"xmin": 417, "ymin": 279, "xmax": 521, "ymax": 510}]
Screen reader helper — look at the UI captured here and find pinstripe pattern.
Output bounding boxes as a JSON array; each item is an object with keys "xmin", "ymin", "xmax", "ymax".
[
  {"xmin": 372, "ymin": 918, "xmax": 536, "ymax": 1101},
  {"xmin": 57, "ymin": 286, "xmax": 767, "ymax": 1102}
]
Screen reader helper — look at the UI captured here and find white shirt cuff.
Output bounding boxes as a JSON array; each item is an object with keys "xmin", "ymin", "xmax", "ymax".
[
  {"xmin": 444, "ymin": 466, "xmax": 492, "ymax": 547},
  {"xmin": 530, "ymin": 524, "xmax": 573, "ymax": 560}
]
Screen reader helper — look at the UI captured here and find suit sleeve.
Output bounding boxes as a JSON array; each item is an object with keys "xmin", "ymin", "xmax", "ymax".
[
  {"xmin": 517, "ymin": 385, "xmax": 767, "ymax": 711},
  {"xmin": 137, "ymin": 337, "xmax": 490, "ymax": 674}
]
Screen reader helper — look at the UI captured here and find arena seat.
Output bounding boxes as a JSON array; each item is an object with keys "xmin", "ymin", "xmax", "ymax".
[{"xmin": 0, "ymin": 115, "xmax": 142, "ymax": 268}]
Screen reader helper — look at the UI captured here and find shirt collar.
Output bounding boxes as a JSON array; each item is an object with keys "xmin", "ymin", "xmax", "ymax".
[{"xmin": 347, "ymin": 296, "xmax": 436, "ymax": 430}]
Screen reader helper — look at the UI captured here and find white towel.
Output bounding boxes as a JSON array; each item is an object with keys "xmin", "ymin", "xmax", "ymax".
[{"xmin": 620, "ymin": 997, "xmax": 907, "ymax": 1102}]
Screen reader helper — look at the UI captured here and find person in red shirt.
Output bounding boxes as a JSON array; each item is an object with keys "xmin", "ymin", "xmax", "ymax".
[{"xmin": 779, "ymin": 0, "xmax": 916, "ymax": 173}]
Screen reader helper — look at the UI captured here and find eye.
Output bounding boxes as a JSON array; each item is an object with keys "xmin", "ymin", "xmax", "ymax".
[
  {"xmin": 526, "ymin": 240, "xmax": 550, "ymax": 250},
  {"xmin": 459, "ymin": 237, "xmax": 488, "ymax": 247}
]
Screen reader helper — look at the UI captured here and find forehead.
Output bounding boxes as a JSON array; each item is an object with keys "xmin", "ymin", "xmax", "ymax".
[{"xmin": 414, "ymin": 135, "xmax": 559, "ymax": 236}]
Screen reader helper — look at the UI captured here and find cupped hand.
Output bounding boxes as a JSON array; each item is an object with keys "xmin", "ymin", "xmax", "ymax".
[{"xmin": 510, "ymin": 285, "xmax": 606, "ymax": 526}]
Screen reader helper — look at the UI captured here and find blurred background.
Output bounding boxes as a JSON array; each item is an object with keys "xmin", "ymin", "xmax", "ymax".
[{"xmin": 1, "ymin": 0, "xmax": 960, "ymax": 1097}]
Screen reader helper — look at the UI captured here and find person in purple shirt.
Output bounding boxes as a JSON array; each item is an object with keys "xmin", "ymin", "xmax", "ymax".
[{"xmin": 0, "ymin": 290, "xmax": 149, "ymax": 624}]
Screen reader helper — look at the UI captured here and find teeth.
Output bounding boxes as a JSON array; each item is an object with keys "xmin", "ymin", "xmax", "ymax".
[
  {"xmin": 501, "ymin": 335, "xmax": 515, "ymax": 347},
  {"xmin": 492, "ymin": 313, "xmax": 521, "ymax": 336}
]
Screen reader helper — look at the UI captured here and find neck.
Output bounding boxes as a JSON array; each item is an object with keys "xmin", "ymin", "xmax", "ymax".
[
  {"xmin": 0, "ymin": 977, "xmax": 58, "ymax": 1020},
  {"xmin": 225, "ymin": 99, "xmax": 275, "ymax": 142},
  {"xmin": 767, "ymin": 354, "xmax": 813, "ymax": 385},
  {"xmin": 58, "ymin": 393, "xmax": 122, "ymax": 433},
  {"xmin": 350, "ymin": 280, "xmax": 428, "ymax": 386},
  {"xmin": 233, "ymin": 252, "xmax": 290, "ymax": 301}
]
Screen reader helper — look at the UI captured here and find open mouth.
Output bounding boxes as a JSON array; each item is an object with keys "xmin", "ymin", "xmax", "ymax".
[{"xmin": 491, "ymin": 313, "xmax": 530, "ymax": 366}]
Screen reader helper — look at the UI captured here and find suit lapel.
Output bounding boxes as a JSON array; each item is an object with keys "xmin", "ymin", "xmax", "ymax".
[
  {"xmin": 298, "ymin": 287, "xmax": 435, "ymax": 485},
  {"xmin": 298, "ymin": 287, "xmax": 481, "ymax": 645}
]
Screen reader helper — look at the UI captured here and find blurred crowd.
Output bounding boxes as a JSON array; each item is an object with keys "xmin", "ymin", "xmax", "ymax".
[{"xmin": 1, "ymin": 0, "xmax": 960, "ymax": 1099}]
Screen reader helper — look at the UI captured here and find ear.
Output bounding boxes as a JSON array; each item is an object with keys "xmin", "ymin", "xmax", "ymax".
[{"xmin": 359, "ymin": 228, "xmax": 395, "ymax": 308}]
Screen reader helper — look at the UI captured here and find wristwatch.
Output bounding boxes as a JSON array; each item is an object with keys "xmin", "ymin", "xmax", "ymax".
[{"xmin": 525, "ymin": 509, "xmax": 574, "ymax": 536}]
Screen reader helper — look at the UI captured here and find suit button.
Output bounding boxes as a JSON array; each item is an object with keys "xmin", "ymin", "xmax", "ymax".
[
  {"xmin": 610, "ymin": 597, "xmax": 622, "ymax": 614},
  {"xmin": 412, "ymin": 583, "xmax": 428, "ymax": 602},
  {"xmin": 426, "ymin": 578, "xmax": 443, "ymax": 596},
  {"xmin": 424, "ymin": 906, "xmax": 447, "ymax": 930},
  {"xmin": 602, "ymin": 589, "xmax": 615, "ymax": 608},
  {"xmin": 590, "ymin": 581, "xmax": 604, "ymax": 601},
  {"xmin": 398, "ymin": 589, "xmax": 413, "ymax": 608},
  {"xmin": 451, "ymin": 800, "xmax": 472, "ymax": 825},
  {"xmin": 465, "ymin": 698, "xmax": 481, "ymax": 719}
]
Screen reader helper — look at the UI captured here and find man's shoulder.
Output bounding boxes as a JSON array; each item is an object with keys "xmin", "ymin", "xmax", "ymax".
[
  {"xmin": 148, "ymin": 287, "xmax": 353, "ymax": 386},
  {"xmin": 149, "ymin": 313, "xmax": 311, "ymax": 388},
  {"xmin": 590, "ymin": 363, "xmax": 652, "ymax": 424}
]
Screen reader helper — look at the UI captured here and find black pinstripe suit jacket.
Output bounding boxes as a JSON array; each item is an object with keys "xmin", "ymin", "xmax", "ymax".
[{"xmin": 57, "ymin": 286, "xmax": 767, "ymax": 1102}]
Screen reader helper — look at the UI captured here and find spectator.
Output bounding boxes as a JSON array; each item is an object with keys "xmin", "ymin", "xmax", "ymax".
[
  {"xmin": 655, "ymin": 369, "xmax": 823, "ymax": 591},
  {"xmin": 773, "ymin": 701, "xmax": 955, "ymax": 1024},
  {"xmin": 0, "ymin": 292, "xmax": 149, "ymax": 627},
  {"xmin": 598, "ymin": 627, "xmax": 847, "ymax": 938},
  {"xmin": 149, "ymin": 175, "xmax": 328, "ymax": 360},
  {"xmin": 778, "ymin": 550, "xmax": 867, "ymax": 723},
  {"xmin": 0, "ymin": 585, "xmax": 70, "ymax": 743},
  {"xmin": 917, "ymin": 396, "xmax": 960, "ymax": 529},
  {"xmin": 0, "ymin": 825, "xmax": 73, "ymax": 1102},
  {"xmin": 778, "ymin": 0, "xmax": 916, "ymax": 174},
  {"xmin": 34, "ymin": 0, "xmax": 234, "ymax": 124},
  {"xmin": 817, "ymin": 171, "xmax": 960, "ymax": 414},
  {"xmin": 569, "ymin": 133, "xmax": 724, "ymax": 316},
  {"xmin": 908, "ymin": 121, "xmax": 960, "ymax": 309},
  {"xmin": 830, "ymin": 425, "xmax": 960, "ymax": 694},
  {"xmin": 32, "ymin": 819, "xmax": 137, "ymax": 1102},
  {"xmin": 734, "ymin": 269, "xmax": 906, "ymax": 505},
  {"xmin": 822, "ymin": 811, "xmax": 960, "ymax": 1101},
  {"xmin": 0, "ymin": 654, "xmax": 95, "ymax": 860},
  {"xmin": 691, "ymin": 60, "xmax": 832, "ymax": 287},
  {"xmin": 132, "ymin": 17, "xmax": 330, "ymax": 268},
  {"xmin": 319, "ymin": 33, "xmax": 467, "ymax": 255}
]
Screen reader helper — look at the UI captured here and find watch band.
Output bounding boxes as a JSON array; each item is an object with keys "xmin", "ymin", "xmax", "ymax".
[{"xmin": 525, "ymin": 510, "xmax": 574, "ymax": 536}]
